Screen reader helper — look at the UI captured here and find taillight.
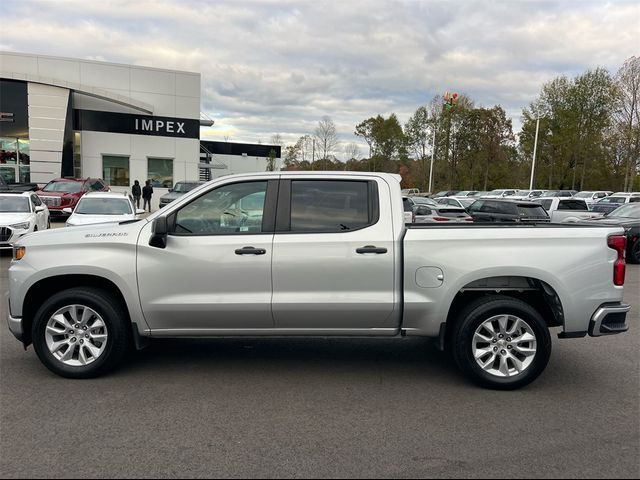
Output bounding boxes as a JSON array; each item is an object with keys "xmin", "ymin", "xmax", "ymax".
[
  {"xmin": 433, "ymin": 217, "xmax": 450, "ymax": 221},
  {"xmin": 607, "ymin": 235, "xmax": 626, "ymax": 286}
]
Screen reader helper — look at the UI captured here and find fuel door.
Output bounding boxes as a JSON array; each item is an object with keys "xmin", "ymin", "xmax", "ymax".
[{"xmin": 416, "ymin": 267, "xmax": 445, "ymax": 288}]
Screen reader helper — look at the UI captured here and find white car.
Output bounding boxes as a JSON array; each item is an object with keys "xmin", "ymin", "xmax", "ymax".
[
  {"xmin": 0, "ymin": 192, "xmax": 50, "ymax": 250},
  {"xmin": 481, "ymin": 189, "xmax": 517, "ymax": 199},
  {"xmin": 511, "ymin": 190, "xmax": 546, "ymax": 200},
  {"xmin": 574, "ymin": 191, "xmax": 610, "ymax": 208},
  {"xmin": 534, "ymin": 197, "xmax": 592, "ymax": 223},
  {"xmin": 436, "ymin": 196, "xmax": 476, "ymax": 211},
  {"xmin": 65, "ymin": 192, "xmax": 145, "ymax": 227}
]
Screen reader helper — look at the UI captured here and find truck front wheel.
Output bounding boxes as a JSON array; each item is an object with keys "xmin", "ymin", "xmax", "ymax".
[
  {"xmin": 32, "ymin": 288, "xmax": 131, "ymax": 378},
  {"xmin": 452, "ymin": 296, "xmax": 552, "ymax": 390}
]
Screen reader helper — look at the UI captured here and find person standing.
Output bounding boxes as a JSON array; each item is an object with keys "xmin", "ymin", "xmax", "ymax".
[
  {"xmin": 132, "ymin": 180, "xmax": 142, "ymax": 209},
  {"xmin": 142, "ymin": 180, "xmax": 154, "ymax": 213}
]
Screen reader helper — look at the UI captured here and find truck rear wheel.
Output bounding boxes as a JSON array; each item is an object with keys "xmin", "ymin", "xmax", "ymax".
[
  {"xmin": 452, "ymin": 296, "xmax": 551, "ymax": 390},
  {"xmin": 32, "ymin": 287, "xmax": 131, "ymax": 378}
]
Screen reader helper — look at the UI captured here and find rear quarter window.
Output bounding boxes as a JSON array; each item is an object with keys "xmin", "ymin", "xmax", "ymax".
[{"xmin": 517, "ymin": 205, "xmax": 548, "ymax": 217}]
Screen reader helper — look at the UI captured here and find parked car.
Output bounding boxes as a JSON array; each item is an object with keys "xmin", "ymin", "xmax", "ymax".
[
  {"xmin": 539, "ymin": 190, "xmax": 578, "ymax": 198},
  {"xmin": 37, "ymin": 178, "xmax": 110, "ymax": 217},
  {"xmin": 512, "ymin": 190, "xmax": 545, "ymax": 200},
  {"xmin": 453, "ymin": 190, "xmax": 480, "ymax": 197},
  {"xmin": 7, "ymin": 172, "xmax": 631, "ymax": 390},
  {"xmin": 468, "ymin": 199, "xmax": 550, "ymax": 223},
  {"xmin": 402, "ymin": 196, "xmax": 438, "ymax": 223},
  {"xmin": 591, "ymin": 195, "xmax": 640, "ymax": 215},
  {"xmin": 481, "ymin": 189, "xmax": 517, "ymax": 199},
  {"xmin": 574, "ymin": 191, "xmax": 610, "ymax": 208},
  {"xmin": 412, "ymin": 204, "xmax": 472, "ymax": 223},
  {"xmin": 430, "ymin": 190, "xmax": 460, "ymax": 199},
  {"xmin": 401, "ymin": 188, "xmax": 421, "ymax": 196},
  {"xmin": 436, "ymin": 197, "xmax": 476, "ymax": 211},
  {"xmin": 534, "ymin": 197, "xmax": 590, "ymax": 223},
  {"xmin": 573, "ymin": 203, "xmax": 640, "ymax": 264},
  {"xmin": 0, "ymin": 174, "xmax": 39, "ymax": 193},
  {"xmin": 159, "ymin": 181, "xmax": 206, "ymax": 208},
  {"xmin": 0, "ymin": 192, "xmax": 49, "ymax": 250},
  {"xmin": 65, "ymin": 192, "xmax": 145, "ymax": 227}
]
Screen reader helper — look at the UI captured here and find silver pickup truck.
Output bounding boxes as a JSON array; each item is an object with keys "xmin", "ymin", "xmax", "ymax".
[{"xmin": 6, "ymin": 172, "xmax": 631, "ymax": 389}]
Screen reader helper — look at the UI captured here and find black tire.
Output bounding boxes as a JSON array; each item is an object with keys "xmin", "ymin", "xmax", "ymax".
[
  {"xmin": 451, "ymin": 295, "xmax": 552, "ymax": 390},
  {"xmin": 32, "ymin": 287, "xmax": 131, "ymax": 378},
  {"xmin": 628, "ymin": 239, "xmax": 640, "ymax": 264}
]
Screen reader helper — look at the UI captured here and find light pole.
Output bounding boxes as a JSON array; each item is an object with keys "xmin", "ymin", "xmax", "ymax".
[
  {"xmin": 428, "ymin": 125, "xmax": 436, "ymax": 193},
  {"xmin": 529, "ymin": 111, "xmax": 541, "ymax": 190}
]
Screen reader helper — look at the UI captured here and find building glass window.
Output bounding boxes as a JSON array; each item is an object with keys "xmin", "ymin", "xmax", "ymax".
[
  {"xmin": 0, "ymin": 138, "xmax": 30, "ymax": 182},
  {"xmin": 148, "ymin": 157, "xmax": 174, "ymax": 189},
  {"xmin": 103, "ymin": 155, "xmax": 130, "ymax": 187},
  {"xmin": 73, "ymin": 132, "xmax": 82, "ymax": 178}
]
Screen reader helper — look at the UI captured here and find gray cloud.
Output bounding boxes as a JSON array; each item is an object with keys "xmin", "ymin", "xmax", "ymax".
[{"xmin": 1, "ymin": 0, "xmax": 638, "ymax": 150}]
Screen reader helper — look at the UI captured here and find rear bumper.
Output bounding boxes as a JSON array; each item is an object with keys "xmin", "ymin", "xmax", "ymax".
[{"xmin": 589, "ymin": 303, "xmax": 631, "ymax": 337}]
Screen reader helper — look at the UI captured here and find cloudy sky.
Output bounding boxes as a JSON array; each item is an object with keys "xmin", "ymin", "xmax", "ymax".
[{"xmin": 1, "ymin": 0, "xmax": 638, "ymax": 154}]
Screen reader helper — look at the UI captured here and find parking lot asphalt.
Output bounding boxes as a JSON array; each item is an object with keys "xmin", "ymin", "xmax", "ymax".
[{"xmin": 0, "ymin": 224, "xmax": 638, "ymax": 478}]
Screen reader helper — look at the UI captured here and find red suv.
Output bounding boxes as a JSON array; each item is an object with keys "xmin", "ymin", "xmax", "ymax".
[{"xmin": 37, "ymin": 178, "xmax": 110, "ymax": 216}]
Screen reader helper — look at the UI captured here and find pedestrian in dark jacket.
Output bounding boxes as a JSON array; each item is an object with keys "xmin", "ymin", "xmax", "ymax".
[
  {"xmin": 132, "ymin": 180, "xmax": 142, "ymax": 208},
  {"xmin": 142, "ymin": 180, "xmax": 153, "ymax": 212}
]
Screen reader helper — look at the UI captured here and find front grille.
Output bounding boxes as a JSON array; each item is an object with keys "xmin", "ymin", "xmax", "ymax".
[
  {"xmin": 0, "ymin": 227, "xmax": 11, "ymax": 242},
  {"xmin": 41, "ymin": 196, "xmax": 61, "ymax": 207}
]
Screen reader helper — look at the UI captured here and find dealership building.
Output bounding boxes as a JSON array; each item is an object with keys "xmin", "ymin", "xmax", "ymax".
[{"xmin": 0, "ymin": 51, "xmax": 281, "ymax": 208}]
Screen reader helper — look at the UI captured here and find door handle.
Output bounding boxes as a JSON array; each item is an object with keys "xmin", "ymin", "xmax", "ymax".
[
  {"xmin": 356, "ymin": 245, "xmax": 388, "ymax": 254},
  {"xmin": 235, "ymin": 246, "xmax": 267, "ymax": 255}
]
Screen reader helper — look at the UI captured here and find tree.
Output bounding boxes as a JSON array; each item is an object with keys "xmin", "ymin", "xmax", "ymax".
[
  {"xmin": 615, "ymin": 56, "xmax": 640, "ymax": 191},
  {"xmin": 266, "ymin": 149, "xmax": 277, "ymax": 172},
  {"xmin": 270, "ymin": 133, "xmax": 283, "ymax": 146},
  {"xmin": 343, "ymin": 143, "xmax": 361, "ymax": 162},
  {"xmin": 314, "ymin": 116, "xmax": 339, "ymax": 170}
]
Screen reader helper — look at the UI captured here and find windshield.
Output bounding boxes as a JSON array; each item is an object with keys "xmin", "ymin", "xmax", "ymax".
[
  {"xmin": 43, "ymin": 181, "xmax": 82, "ymax": 193},
  {"xmin": 0, "ymin": 196, "xmax": 30, "ymax": 213},
  {"xmin": 75, "ymin": 198, "xmax": 132, "ymax": 215},
  {"xmin": 575, "ymin": 192, "xmax": 593, "ymax": 198},
  {"xmin": 607, "ymin": 204, "xmax": 640, "ymax": 218},
  {"xmin": 174, "ymin": 182, "xmax": 200, "ymax": 193}
]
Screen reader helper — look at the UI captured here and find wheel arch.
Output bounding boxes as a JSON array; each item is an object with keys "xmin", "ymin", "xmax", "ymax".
[
  {"xmin": 442, "ymin": 275, "xmax": 565, "ymax": 349},
  {"xmin": 21, "ymin": 275, "xmax": 134, "ymax": 347}
]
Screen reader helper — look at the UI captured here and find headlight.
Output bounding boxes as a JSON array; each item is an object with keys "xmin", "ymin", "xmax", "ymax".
[{"xmin": 10, "ymin": 222, "xmax": 30, "ymax": 230}]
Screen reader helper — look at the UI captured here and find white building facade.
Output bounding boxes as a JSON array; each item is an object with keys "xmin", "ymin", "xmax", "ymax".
[
  {"xmin": 1, "ymin": 52, "xmax": 283, "ymax": 208},
  {"xmin": 1, "ymin": 52, "xmax": 202, "ymax": 209}
]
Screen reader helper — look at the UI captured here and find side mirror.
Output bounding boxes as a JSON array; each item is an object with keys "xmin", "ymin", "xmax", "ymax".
[
  {"xmin": 169, "ymin": 189, "xmax": 173, "ymax": 193},
  {"xmin": 35, "ymin": 205, "xmax": 46, "ymax": 213},
  {"xmin": 136, "ymin": 209, "xmax": 146, "ymax": 215},
  {"xmin": 149, "ymin": 216, "xmax": 168, "ymax": 249},
  {"xmin": 62, "ymin": 207, "xmax": 73, "ymax": 214}
]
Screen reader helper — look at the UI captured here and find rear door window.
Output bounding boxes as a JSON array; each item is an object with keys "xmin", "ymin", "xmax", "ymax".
[
  {"xmin": 558, "ymin": 200, "xmax": 588, "ymax": 211},
  {"xmin": 289, "ymin": 180, "xmax": 375, "ymax": 233}
]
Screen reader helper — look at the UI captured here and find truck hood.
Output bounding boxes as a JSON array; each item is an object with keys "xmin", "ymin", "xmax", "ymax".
[
  {"xmin": 160, "ymin": 191, "xmax": 183, "ymax": 202},
  {"xmin": 16, "ymin": 218, "xmax": 147, "ymax": 247},
  {"xmin": 67, "ymin": 213, "xmax": 137, "ymax": 227},
  {"xmin": 0, "ymin": 213, "xmax": 32, "ymax": 226}
]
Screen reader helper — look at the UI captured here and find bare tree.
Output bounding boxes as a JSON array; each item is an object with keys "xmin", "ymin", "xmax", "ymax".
[
  {"xmin": 344, "ymin": 143, "xmax": 361, "ymax": 162},
  {"xmin": 314, "ymin": 116, "xmax": 339, "ymax": 170},
  {"xmin": 616, "ymin": 56, "xmax": 640, "ymax": 191},
  {"xmin": 270, "ymin": 133, "xmax": 283, "ymax": 146}
]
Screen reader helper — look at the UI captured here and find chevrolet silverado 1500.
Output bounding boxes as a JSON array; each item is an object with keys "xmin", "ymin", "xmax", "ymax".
[{"xmin": 6, "ymin": 172, "xmax": 631, "ymax": 389}]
